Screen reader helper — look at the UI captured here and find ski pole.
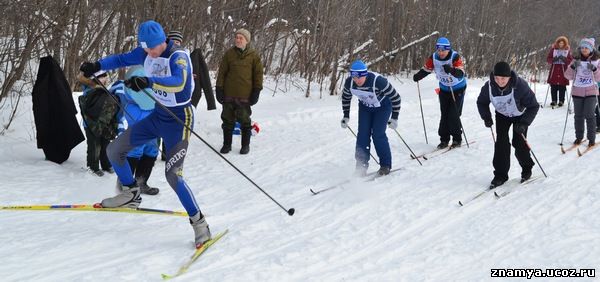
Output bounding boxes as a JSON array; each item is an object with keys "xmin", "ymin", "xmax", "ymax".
[
  {"xmin": 559, "ymin": 68, "xmax": 576, "ymax": 148},
  {"xmin": 449, "ymin": 86, "xmax": 470, "ymax": 148},
  {"xmin": 520, "ymin": 133, "xmax": 547, "ymax": 178},
  {"xmin": 542, "ymin": 65, "xmax": 555, "ymax": 108},
  {"xmin": 416, "ymin": 82, "xmax": 428, "ymax": 144},
  {"xmin": 347, "ymin": 126, "xmax": 380, "ymax": 165},
  {"xmin": 93, "ymin": 76, "xmax": 295, "ymax": 216},
  {"xmin": 490, "ymin": 127, "xmax": 496, "ymax": 143},
  {"xmin": 392, "ymin": 129, "xmax": 423, "ymax": 166}
]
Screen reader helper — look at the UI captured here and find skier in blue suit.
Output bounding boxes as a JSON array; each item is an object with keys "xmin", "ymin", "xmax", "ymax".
[
  {"xmin": 79, "ymin": 20, "xmax": 210, "ymax": 248},
  {"xmin": 341, "ymin": 60, "xmax": 401, "ymax": 176}
]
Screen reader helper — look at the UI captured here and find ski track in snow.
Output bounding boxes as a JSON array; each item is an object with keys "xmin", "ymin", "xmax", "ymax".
[{"xmin": 1, "ymin": 75, "xmax": 599, "ymax": 281}]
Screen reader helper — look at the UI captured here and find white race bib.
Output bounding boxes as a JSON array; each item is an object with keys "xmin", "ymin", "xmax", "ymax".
[
  {"xmin": 350, "ymin": 88, "xmax": 381, "ymax": 108},
  {"xmin": 573, "ymin": 61, "xmax": 598, "ymax": 88}
]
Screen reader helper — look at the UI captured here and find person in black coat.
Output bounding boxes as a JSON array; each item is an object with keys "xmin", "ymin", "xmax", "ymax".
[
  {"xmin": 476, "ymin": 62, "xmax": 539, "ymax": 188},
  {"xmin": 32, "ymin": 56, "xmax": 85, "ymax": 164}
]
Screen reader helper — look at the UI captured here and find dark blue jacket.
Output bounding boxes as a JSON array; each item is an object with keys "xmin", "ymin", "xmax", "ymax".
[{"xmin": 476, "ymin": 71, "xmax": 539, "ymax": 126}]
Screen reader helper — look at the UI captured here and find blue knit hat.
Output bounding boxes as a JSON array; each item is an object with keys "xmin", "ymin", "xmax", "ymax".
[
  {"xmin": 350, "ymin": 60, "xmax": 368, "ymax": 77},
  {"xmin": 579, "ymin": 38, "xmax": 595, "ymax": 51},
  {"xmin": 436, "ymin": 37, "xmax": 451, "ymax": 50},
  {"xmin": 138, "ymin": 20, "xmax": 166, "ymax": 49}
]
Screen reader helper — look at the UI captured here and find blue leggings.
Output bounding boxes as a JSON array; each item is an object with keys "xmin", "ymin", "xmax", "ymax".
[{"xmin": 107, "ymin": 106, "xmax": 200, "ymax": 217}]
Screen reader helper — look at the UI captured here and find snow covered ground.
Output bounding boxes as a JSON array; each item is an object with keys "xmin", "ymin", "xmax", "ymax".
[{"xmin": 0, "ymin": 74, "xmax": 599, "ymax": 281}]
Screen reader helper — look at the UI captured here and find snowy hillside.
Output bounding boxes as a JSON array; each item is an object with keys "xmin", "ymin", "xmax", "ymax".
[{"xmin": 0, "ymin": 75, "xmax": 598, "ymax": 281}]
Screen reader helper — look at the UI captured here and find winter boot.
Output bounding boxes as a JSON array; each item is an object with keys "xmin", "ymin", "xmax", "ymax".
[
  {"xmin": 490, "ymin": 176, "xmax": 507, "ymax": 189},
  {"xmin": 135, "ymin": 155, "xmax": 160, "ymax": 195},
  {"xmin": 190, "ymin": 212, "xmax": 212, "ymax": 248},
  {"xmin": 450, "ymin": 140, "xmax": 462, "ymax": 148},
  {"xmin": 100, "ymin": 182, "xmax": 142, "ymax": 208},
  {"xmin": 89, "ymin": 168, "xmax": 104, "ymax": 177},
  {"xmin": 573, "ymin": 138, "xmax": 583, "ymax": 145},
  {"xmin": 550, "ymin": 101, "xmax": 557, "ymax": 107},
  {"xmin": 220, "ymin": 128, "xmax": 233, "ymax": 154},
  {"xmin": 436, "ymin": 141, "xmax": 449, "ymax": 150},
  {"xmin": 520, "ymin": 169, "xmax": 532, "ymax": 183},
  {"xmin": 558, "ymin": 101, "xmax": 564, "ymax": 107},
  {"xmin": 136, "ymin": 177, "xmax": 160, "ymax": 195},
  {"xmin": 377, "ymin": 166, "xmax": 391, "ymax": 176},
  {"xmin": 240, "ymin": 128, "xmax": 251, "ymax": 154}
]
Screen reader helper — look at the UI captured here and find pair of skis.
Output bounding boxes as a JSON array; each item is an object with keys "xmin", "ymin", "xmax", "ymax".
[
  {"xmin": 561, "ymin": 139, "xmax": 596, "ymax": 156},
  {"xmin": 0, "ymin": 204, "xmax": 188, "ymax": 217},
  {"xmin": 458, "ymin": 176, "xmax": 543, "ymax": 206},
  {"xmin": 411, "ymin": 141, "xmax": 476, "ymax": 161},
  {"xmin": 309, "ymin": 168, "xmax": 403, "ymax": 195},
  {"xmin": 1, "ymin": 203, "xmax": 227, "ymax": 279}
]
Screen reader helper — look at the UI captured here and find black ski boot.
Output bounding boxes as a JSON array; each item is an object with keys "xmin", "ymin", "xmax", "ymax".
[
  {"xmin": 520, "ymin": 170, "xmax": 532, "ymax": 183},
  {"xmin": 377, "ymin": 166, "xmax": 391, "ymax": 176},
  {"xmin": 437, "ymin": 141, "xmax": 449, "ymax": 150},
  {"xmin": 450, "ymin": 140, "xmax": 462, "ymax": 148},
  {"xmin": 490, "ymin": 176, "xmax": 507, "ymax": 189}
]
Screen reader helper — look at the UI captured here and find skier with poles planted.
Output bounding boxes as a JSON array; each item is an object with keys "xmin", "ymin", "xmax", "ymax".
[
  {"xmin": 341, "ymin": 60, "xmax": 401, "ymax": 176},
  {"xmin": 413, "ymin": 37, "xmax": 468, "ymax": 149},
  {"xmin": 476, "ymin": 62, "xmax": 539, "ymax": 188},
  {"xmin": 545, "ymin": 36, "xmax": 572, "ymax": 108},
  {"xmin": 79, "ymin": 20, "xmax": 211, "ymax": 248},
  {"xmin": 564, "ymin": 38, "xmax": 600, "ymax": 148}
]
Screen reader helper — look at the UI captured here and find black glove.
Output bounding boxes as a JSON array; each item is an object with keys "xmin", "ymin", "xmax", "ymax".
[
  {"xmin": 216, "ymin": 87, "xmax": 224, "ymax": 104},
  {"xmin": 571, "ymin": 60, "xmax": 581, "ymax": 70},
  {"xmin": 80, "ymin": 61, "xmax": 101, "ymax": 77},
  {"xmin": 484, "ymin": 119, "xmax": 493, "ymax": 128},
  {"xmin": 443, "ymin": 64, "xmax": 453, "ymax": 74},
  {"xmin": 514, "ymin": 123, "xmax": 527, "ymax": 135},
  {"xmin": 558, "ymin": 55, "xmax": 566, "ymax": 63},
  {"xmin": 552, "ymin": 57, "xmax": 560, "ymax": 63},
  {"xmin": 413, "ymin": 70, "xmax": 428, "ymax": 82},
  {"xmin": 124, "ymin": 76, "xmax": 150, "ymax": 91},
  {"xmin": 587, "ymin": 62, "xmax": 597, "ymax": 72},
  {"xmin": 249, "ymin": 88, "xmax": 261, "ymax": 106}
]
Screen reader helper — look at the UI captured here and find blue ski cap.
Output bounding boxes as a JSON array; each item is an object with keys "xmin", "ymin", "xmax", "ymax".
[
  {"xmin": 138, "ymin": 20, "xmax": 166, "ymax": 49},
  {"xmin": 436, "ymin": 37, "xmax": 451, "ymax": 51},
  {"xmin": 350, "ymin": 60, "xmax": 368, "ymax": 77},
  {"xmin": 124, "ymin": 66, "xmax": 155, "ymax": 110}
]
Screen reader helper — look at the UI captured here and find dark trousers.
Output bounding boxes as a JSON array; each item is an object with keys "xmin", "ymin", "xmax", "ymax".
[
  {"xmin": 493, "ymin": 113, "xmax": 534, "ymax": 180},
  {"xmin": 438, "ymin": 87, "xmax": 465, "ymax": 143},
  {"xmin": 550, "ymin": 85, "xmax": 566, "ymax": 103},
  {"xmin": 84, "ymin": 126, "xmax": 111, "ymax": 171},
  {"xmin": 221, "ymin": 102, "xmax": 252, "ymax": 131}
]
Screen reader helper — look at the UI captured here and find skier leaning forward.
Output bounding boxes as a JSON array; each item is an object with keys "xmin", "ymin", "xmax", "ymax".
[
  {"xmin": 79, "ymin": 20, "xmax": 211, "ymax": 248},
  {"xmin": 476, "ymin": 62, "xmax": 539, "ymax": 188},
  {"xmin": 341, "ymin": 60, "xmax": 401, "ymax": 176}
]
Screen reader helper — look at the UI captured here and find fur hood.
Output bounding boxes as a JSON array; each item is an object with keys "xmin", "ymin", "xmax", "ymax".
[{"xmin": 553, "ymin": 36, "xmax": 570, "ymax": 50}]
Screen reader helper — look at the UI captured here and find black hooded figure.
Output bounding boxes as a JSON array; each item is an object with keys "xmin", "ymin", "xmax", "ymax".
[{"xmin": 32, "ymin": 56, "xmax": 85, "ymax": 163}]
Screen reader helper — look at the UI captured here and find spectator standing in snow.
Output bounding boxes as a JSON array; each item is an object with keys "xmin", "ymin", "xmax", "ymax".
[
  {"xmin": 341, "ymin": 60, "xmax": 401, "ymax": 176},
  {"xmin": 546, "ymin": 36, "xmax": 573, "ymax": 107},
  {"xmin": 77, "ymin": 70, "xmax": 116, "ymax": 177},
  {"xmin": 476, "ymin": 62, "xmax": 539, "ymax": 188},
  {"xmin": 216, "ymin": 28, "xmax": 263, "ymax": 155},
  {"xmin": 413, "ymin": 37, "xmax": 467, "ymax": 149},
  {"xmin": 79, "ymin": 20, "xmax": 211, "ymax": 248},
  {"xmin": 564, "ymin": 38, "xmax": 600, "ymax": 147}
]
